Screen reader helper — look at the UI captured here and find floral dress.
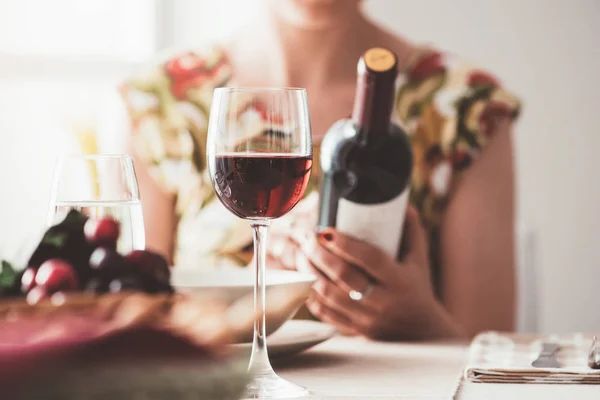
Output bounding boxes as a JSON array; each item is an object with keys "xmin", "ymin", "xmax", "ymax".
[{"xmin": 119, "ymin": 45, "xmax": 521, "ymax": 278}]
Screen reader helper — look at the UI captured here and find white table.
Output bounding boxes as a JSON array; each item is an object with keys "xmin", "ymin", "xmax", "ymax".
[{"xmin": 276, "ymin": 336, "xmax": 600, "ymax": 399}]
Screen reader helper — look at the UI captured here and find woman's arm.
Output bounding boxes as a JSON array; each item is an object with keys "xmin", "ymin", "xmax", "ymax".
[
  {"xmin": 129, "ymin": 148, "xmax": 177, "ymax": 264},
  {"xmin": 108, "ymin": 88, "xmax": 178, "ymax": 264},
  {"xmin": 439, "ymin": 119, "xmax": 516, "ymax": 337}
]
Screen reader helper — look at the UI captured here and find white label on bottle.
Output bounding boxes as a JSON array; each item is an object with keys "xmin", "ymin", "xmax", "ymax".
[{"xmin": 336, "ymin": 188, "xmax": 410, "ymax": 258}]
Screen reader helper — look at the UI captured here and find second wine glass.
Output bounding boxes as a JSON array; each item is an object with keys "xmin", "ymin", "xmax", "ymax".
[{"xmin": 207, "ymin": 88, "xmax": 313, "ymax": 399}]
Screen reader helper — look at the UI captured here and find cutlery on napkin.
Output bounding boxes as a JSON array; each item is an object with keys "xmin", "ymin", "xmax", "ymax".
[
  {"xmin": 464, "ymin": 332, "xmax": 600, "ymax": 384},
  {"xmin": 531, "ymin": 342, "xmax": 561, "ymax": 368}
]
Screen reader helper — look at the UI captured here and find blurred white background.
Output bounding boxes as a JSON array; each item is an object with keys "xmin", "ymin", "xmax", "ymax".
[{"xmin": 0, "ymin": 0, "xmax": 598, "ymax": 333}]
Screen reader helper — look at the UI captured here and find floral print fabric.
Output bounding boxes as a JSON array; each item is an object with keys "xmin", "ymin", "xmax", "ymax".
[{"xmin": 119, "ymin": 46, "xmax": 520, "ymax": 271}]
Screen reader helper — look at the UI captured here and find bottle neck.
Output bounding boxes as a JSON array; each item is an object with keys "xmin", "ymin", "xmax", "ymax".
[{"xmin": 351, "ymin": 69, "xmax": 396, "ymax": 143}]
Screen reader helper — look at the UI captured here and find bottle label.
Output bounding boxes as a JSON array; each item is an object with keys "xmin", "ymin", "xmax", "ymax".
[{"xmin": 336, "ymin": 187, "xmax": 410, "ymax": 258}]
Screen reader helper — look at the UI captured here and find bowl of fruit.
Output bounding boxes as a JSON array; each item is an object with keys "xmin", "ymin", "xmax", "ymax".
[
  {"xmin": 4, "ymin": 211, "xmax": 174, "ymax": 303},
  {"xmin": 0, "ymin": 291, "xmax": 252, "ymax": 400},
  {"xmin": 0, "ymin": 210, "xmax": 307, "ymax": 399}
]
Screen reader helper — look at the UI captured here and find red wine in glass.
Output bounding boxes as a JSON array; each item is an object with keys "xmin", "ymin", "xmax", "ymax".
[
  {"xmin": 207, "ymin": 87, "xmax": 313, "ymax": 398},
  {"xmin": 212, "ymin": 154, "xmax": 312, "ymax": 219}
]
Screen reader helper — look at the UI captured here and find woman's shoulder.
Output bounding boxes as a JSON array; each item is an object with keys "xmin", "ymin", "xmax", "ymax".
[
  {"xmin": 120, "ymin": 44, "xmax": 233, "ymax": 113},
  {"xmin": 396, "ymin": 47, "xmax": 522, "ymax": 226},
  {"xmin": 395, "ymin": 47, "xmax": 521, "ymax": 175},
  {"xmin": 396, "ymin": 47, "xmax": 521, "ymax": 130},
  {"xmin": 118, "ymin": 45, "xmax": 233, "ymax": 199}
]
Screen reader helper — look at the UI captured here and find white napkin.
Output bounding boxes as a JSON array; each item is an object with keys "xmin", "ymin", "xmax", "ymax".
[{"xmin": 464, "ymin": 332, "xmax": 600, "ymax": 384}]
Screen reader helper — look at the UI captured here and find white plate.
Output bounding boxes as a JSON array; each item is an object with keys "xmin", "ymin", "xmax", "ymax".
[
  {"xmin": 231, "ymin": 320, "xmax": 337, "ymax": 358},
  {"xmin": 172, "ymin": 267, "xmax": 316, "ymax": 304},
  {"xmin": 172, "ymin": 267, "xmax": 317, "ymax": 342},
  {"xmin": 172, "ymin": 267, "xmax": 316, "ymax": 288}
]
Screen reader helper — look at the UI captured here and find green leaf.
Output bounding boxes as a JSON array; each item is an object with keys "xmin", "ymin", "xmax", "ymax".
[
  {"xmin": 39, "ymin": 210, "xmax": 87, "ymax": 249},
  {"xmin": 62, "ymin": 209, "xmax": 88, "ymax": 226},
  {"xmin": 0, "ymin": 260, "xmax": 17, "ymax": 288},
  {"xmin": 41, "ymin": 231, "xmax": 69, "ymax": 248}
]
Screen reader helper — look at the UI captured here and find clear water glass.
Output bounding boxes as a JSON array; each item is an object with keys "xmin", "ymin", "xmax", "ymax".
[{"xmin": 48, "ymin": 154, "xmax": 145, "ymax": 253}]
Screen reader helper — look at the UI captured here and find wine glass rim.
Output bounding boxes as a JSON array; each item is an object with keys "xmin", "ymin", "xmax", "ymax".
[{"xmin": 214, "ymin": 87, "xmax": 306, "ymax": 93}]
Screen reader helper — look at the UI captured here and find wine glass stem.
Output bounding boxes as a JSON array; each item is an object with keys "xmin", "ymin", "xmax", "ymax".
[{"xmin": 249, "ymin": 221, "xmax": 274, "ymax": 377}]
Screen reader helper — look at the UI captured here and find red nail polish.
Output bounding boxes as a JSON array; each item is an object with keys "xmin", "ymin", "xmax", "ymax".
[{"xmin": 322, "ymin": 232, "xmax": 334, "ymax": 242}]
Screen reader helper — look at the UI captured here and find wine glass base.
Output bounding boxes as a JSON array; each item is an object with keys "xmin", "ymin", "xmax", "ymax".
[{"xmin": 243, "ymin": 371, "xmax": 311, "ymax": 399}]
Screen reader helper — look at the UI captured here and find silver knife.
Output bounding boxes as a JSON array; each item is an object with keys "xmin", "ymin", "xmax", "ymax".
[{"xmin": 532, "ymin": 342, "xmax": 561, "ymax": 368}]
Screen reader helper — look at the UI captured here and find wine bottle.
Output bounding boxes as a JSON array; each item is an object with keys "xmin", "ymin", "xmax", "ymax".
[{"xmin": 317, "ymin": 47, "xmax": 413, "ymax": 258}]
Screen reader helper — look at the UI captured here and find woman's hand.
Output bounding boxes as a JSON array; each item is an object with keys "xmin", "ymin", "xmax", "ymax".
[
  {"xmin": 297, "ymin": 206, "xmax": 464, "ymax": 340},
  {"xmin": 266, "ymin": 192, "xmax": 318, "ymax": 271}
]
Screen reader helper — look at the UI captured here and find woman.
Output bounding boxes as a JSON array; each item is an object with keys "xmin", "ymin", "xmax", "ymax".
[{"xmin": 119, "ymin": 0, "xmax": 520, "ymax": 340}]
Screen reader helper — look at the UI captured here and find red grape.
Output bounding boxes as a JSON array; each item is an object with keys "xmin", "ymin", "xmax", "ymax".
[
  {"xmin": 84, "ymin": 217, "xmax": 120, "ymax": 247},
  {"xmin": 35, "ymin": 259, "xmax": 79, "ymax": 292},
  {"xmin": 50, "ymin": 291, "xmax": 67, "ymax": 306},
  {"xmin": 21, "ymin": 268, "xmax": 37, "ymax": 292},
  {"xmin": 89, "ymin": 247, "xmax": 127, "ymax": 275},
  {"xmin": 125, "ymin": 250, "xmax": 171, "ymax": 285},
  {"xmin": 108, "ymin": 276, "xmax": 145, "ymax": 293},
  {"xmin": 84, "ymin": 278, "xmax": 109, "ymax": 294},
  {"xmin": 26, "ymin": 286, "xmax": 49, "ymax": 305}
]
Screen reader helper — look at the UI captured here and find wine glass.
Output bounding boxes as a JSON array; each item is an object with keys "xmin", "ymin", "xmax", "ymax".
[
  {"xmin": 207, "ymin": 88, "xmax": 313, "ymax": 398},
  {"xmin": 48, "ymin": 154, "xmax": 145, "ymax": 253}
]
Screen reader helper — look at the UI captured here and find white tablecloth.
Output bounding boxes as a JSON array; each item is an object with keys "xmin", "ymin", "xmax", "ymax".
[{"xmin": 276, "ymin": 336, "xmax": 600, "ymax": 399}]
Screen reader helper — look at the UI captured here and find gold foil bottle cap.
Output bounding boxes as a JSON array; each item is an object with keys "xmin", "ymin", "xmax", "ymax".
[{"xmin": 363, "ymin": 47, "xmax": 396, "ymax": 72}]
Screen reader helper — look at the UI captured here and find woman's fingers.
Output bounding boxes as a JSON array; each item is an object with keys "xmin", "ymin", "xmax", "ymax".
[
  {"xmin": 268, "ymin": 230, "xmax": 299, "ymax": 270},
  {"xmin": 299, "ymin": 232, "xmax": 372, "ymax": 294},
  {"xmin": 312, "ymin": 278, "xmax": 383, "ymax": 322},
  {"xmin": 266, "ymin": 254, "xmax": 292, "ymax": 270},
  {"xmin": 309, "ymin": 281, "xmax": 389, "ymax": 338},
  {"xmin": 267, "ymin": 192, "xmax": 319, "ymax": 271},
  {"xmin": 401, "ymin": 205, "xmax": 429, "ymax": 265},
  {"xmin": 306, "ymin": 294, "xmax": 358, "ymax": 336},
  {"xmin": 294, "ymin": 246, "xmax": 325, "ymax": 278},
  {"xmin": 314, "ymin": 228, "xmax": 398, "ymax": 283}
]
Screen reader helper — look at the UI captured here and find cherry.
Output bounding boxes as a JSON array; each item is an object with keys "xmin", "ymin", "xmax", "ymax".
[
  {"xmin": 21, "ymin": 268, "xmax": 37, "ymax": 292},
  {"xmin": 35, "ymin": 259, "xmax": 79, "ymax": 292},
  {"xmin": 125, "ymin": 250, "xmax": 171, "ymax": 285},
  {"xmin": 26, "ymin": 286, "xmax": 49, "ymax": 305},
  {"xmin": 84, "ymin": 217, "xmax": 120, "ymax": 248}
]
